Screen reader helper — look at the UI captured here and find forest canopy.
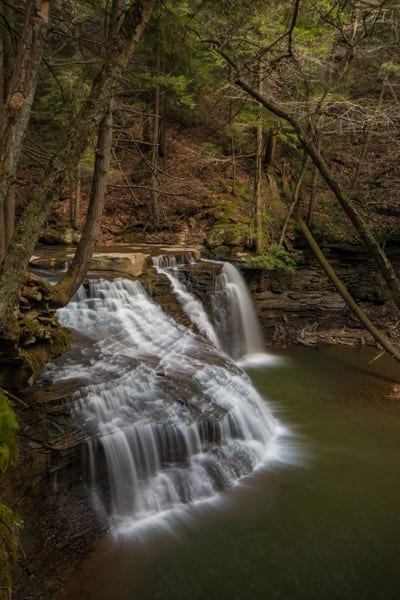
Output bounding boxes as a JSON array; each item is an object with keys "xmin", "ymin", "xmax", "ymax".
[{"xmin": 0, "ymin": 0, "xmax": 399, "ymax": 353}]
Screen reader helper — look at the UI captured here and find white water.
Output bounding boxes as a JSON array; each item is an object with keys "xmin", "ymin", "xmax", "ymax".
[
  {"xmin": 152, "ymin": 255, "xmax": 220, "ymax": 348},
  {"xmin": 46, "ymin": 274, "xmax": 293, "ymax": 535},
  {"xmin": 152, "ymin": 256, "xmax": 276, "ymax": 367},
  {"xmin": 212, "ymin": 262, "xmax": 274, "ymax": 365}
]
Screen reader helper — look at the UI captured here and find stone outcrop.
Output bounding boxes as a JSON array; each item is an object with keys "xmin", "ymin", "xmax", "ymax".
[
  {"xmin": 88, "ymin": 252, "xmax": 148, "ymax": 276},
  {"xmin": 244, "ymin": 245, "xmax": 399, "ymax": 347},
  {"xmin": 0, "ymin": 273, "xmax": 71, "ymax": 390}
]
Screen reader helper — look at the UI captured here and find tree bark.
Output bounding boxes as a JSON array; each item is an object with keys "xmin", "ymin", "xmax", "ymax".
[
  {"xmin": 299, "ymin": 218, "xmax": 400, "ymax": 364},
  {"xmin": 151, "ymin": 53, "xmax": 161, "ymax": 228},
  {"xmin": 0, "ymin": 0, "xmax": 159, "ymax": 334},
  {"xmin": 0, "ymin": 0, "xmax": 50, "ymax": 263},
  {"xmin": 264, "ymin": 131, "xmax": 277, "ymax": 168},
  {"xmin": 253, "ymin": 63, "xmax": 265, "ymax": 254},
  {"xmin": 69, "ymin": 165, "xmax": 81, "ymax": 229},
  {"xmin": 235, "ymin": 76, "xmax": 400, "ymax": 311},
  {"xmin": 0, "ymin": 2, "xmax": 14, "ymax": 104},
  {"xmin": 4, "ymin": 182, "xmax": 16, "ymax": 247}
]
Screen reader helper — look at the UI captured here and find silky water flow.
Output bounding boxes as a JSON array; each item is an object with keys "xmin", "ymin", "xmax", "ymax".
[{"xmin": 44, "ymin": 259, "xmax": 294, "ymax": 535}]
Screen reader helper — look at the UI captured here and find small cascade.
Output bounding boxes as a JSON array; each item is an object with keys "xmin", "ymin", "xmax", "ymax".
[
  {"xmin": 212, "ymin": 262, "xmax": 264, "ymax": 361},
  {"xmin": 152, "ymin": 255, "xmax": 220, "ymax": 347},
  {"xmin": 47, "ymin": 277, "xmax": 291, "ymax": 535}
]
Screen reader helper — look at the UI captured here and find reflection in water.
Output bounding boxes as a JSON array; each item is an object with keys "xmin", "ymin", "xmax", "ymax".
[{"xmin": 62, "ymin": 347, "xmax": 400, "ymax": 600}]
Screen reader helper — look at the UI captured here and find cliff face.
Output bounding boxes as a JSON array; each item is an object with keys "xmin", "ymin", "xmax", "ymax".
[
  {"xmin": 11, "ymin": 392, "xmax": 105, "ymax": 600},
  {"xmin": 244, "ymin": 246, "xmax": 399, "ymax": 348}
]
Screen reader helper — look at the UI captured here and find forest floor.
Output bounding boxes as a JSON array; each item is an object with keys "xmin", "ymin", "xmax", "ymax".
[{"xmin": 19, "ymin": 121, "xmax": 399, "ymax": 253}]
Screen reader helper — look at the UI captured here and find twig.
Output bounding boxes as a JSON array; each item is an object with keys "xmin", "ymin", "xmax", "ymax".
[
  {"xmin": 368, "ymin": 350, "xmax": 385, "ymax": 364},
  {"xmin": 0, "ymin": 386, "xmax": 29, "ymax": 408}
]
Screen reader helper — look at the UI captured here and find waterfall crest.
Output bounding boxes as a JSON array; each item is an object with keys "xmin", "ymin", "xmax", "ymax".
[{"xmin": 48, "ymin": 271, "xmax": 291, "ymax": 535}]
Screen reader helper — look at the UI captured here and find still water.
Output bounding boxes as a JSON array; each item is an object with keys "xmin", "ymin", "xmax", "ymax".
[{"xmin": 63, "ymin": 346, "xmax": 400, "ymax": 600}]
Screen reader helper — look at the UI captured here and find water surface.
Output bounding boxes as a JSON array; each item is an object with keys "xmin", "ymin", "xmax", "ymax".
[{"xmin": 63, "ymin": 346, "xmax": 400, "ymax": 600}]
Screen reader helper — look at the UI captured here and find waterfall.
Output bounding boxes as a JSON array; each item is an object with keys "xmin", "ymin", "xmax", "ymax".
[
  {"xmin": 152, "ymin": 255, "xmax": 220, "ymax": 348},
  {"xmin": 152, "ymin": 256, "xmax": 273, "ymax": 366},
  {"xmin": 47, "ymin": 277, "xmax": 292, "ymax": 535},
  {"xmin": 212, "ymin": 263, "xmax": 264, "ymax": 360}
]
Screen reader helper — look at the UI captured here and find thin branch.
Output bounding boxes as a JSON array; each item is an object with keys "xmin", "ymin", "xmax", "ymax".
[{"xmin": 0, "ymin": 386, "xmax": 29, "ymax": 408}]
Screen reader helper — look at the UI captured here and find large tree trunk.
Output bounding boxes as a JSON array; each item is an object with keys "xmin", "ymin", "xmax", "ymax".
[
  {"xmin": 53, "ymin": 107, "xmax": 113, "ymax": 305},
  {"xmin": 0, "ymin": 0, "xmax": 159, "ymax": 334},
  {"xmin": 0, "ymin": 2, "xmax": 14, "ymax": 104},
  {"xmin": 299, "ymin": 218, "xmax": 400, "ymax": 364},
  {"xmin": 151, "ymin": 53, "xmax": 161, "ymax": 228},
  {"xmin": 52, "ymin": 0, "xmax": 124, "ymax": 305},
  {"xmin": 253, "ymin": 63, "xmax": 265, "ymax": 254},
  {"xmin": 0, "ymin": 0, "xmax": 50, "ymax": 262},
  {"xmin": 235, "ymin": 76, "xmax": 400, "ymax": 312}
]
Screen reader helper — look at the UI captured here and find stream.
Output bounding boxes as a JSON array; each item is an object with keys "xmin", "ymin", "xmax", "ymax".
[
  {"xmin": 61, "ymin": 346, "xmax": 400, "ymax": 600},
  {"xmin": 29, "ymin": 255, "xmax": 400, "ymax": 599}
]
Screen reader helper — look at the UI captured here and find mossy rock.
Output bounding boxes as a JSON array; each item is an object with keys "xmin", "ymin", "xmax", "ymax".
[
  {"xmin": 0, "ymin": 394, "xmax": 19, "ymax": 600},
  {"xmin": 0, "ymin": 325, "xmax": 72, "ymax": 389},
  {"xmin": 0, "ymin": 502, "xmax": 18, "ymax": 600},
  {"xmin": 49, "ymin": 327, "xmax": 72, "ymax": 356},
  {"xmin": 206, "ymin": 224, "xmax": 250, "ymax": 249},
  {"xmin": 39, "ymin": 227, "xmax": 81, "ymax": 246}
]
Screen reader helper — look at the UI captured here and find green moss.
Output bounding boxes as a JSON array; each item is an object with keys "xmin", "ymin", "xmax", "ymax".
[
  {"xmin": 0, "ymin": 394, "xmax": 18, "ymax": 471},
  {"xmin": 17, "ymin": 348, "xmax": 44, "ymax": 376},
  {"xmin": 207, "ymin": 224, "xmax": 251, "ymax": 249},
  {"xmin": 18, "ymin": 318, "xmax": 44, "ymax": 342},
  {"xmin": 0, "ymin": 503, "xmax": 19, "ymax": 600},
  {"xmin": 247, "ymin": 244, "xmax": 301, "ymax": 272},
  {"xmin": 49, "ymin": 327, "xmax": 72, "ymax": 357},
  {"xmin": 0, "ymin": 393, "xmax": 19, "ymax": 600}
]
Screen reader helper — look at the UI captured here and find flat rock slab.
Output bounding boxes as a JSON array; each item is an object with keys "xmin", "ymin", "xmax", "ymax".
[{"xmin": 29, "ymin": 244, "xmax": 202, "ymax": 277}]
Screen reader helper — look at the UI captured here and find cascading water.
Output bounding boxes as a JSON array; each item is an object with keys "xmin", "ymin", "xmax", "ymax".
[
  {"xmin": 212, "ymin": 262, "xmax": 264, "ymax": 361},
  {"xmin": 152, "ymin": 255, "xmax": 273, "ymax": 365},
  {"xmin": 45, "ymin": 266, "xmax": 292, "ymax": 536},
  {"xmin": 152, "ymin": 255, "xmax": 220, "ymax": 348}
]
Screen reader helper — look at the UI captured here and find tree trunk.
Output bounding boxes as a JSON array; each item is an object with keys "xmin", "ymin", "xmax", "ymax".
[
  {"xmin": 299, "ymin": 217, "xmax": 400, "ymax": 364},
  {"xmin": 53, "ymin": 107, "xmax": 113, "ymax": 305},
  {"xmin": 279, "ymin": 154, "xmax": 307, "ymax": 247},
  {"xmin": 151, "ymin": 53, "xmax": 161, "ymax": 228},
  {"xmin": 264, "ymin": 131, "xmax": 277, "ymax": 169},
  {"xmin": 4, "ymin": 182, "xmax": 16, "ymax": 247},
  {"xmin": 69, "ymin": 165, "xmax": 81, "ymax": 229},
  {"xmin": 235, "ymin": 76, "xmax": 400, "ymax": 311},
  {"xmin": 253, "ymin": 63, "xmax": 265, "ymax": 254},
  {"xmin": 0, "ymin": 0, "xmax": 50, "ymax": 263},
  {"xmin": 0, "ymin": 0, "xmax": 159, "ymax": 334},
  {"xmin": 0, "ymin": 2, "xmax": 14, "ymax": 104},
  {"xmin": 51, "ymin": 0, "xmax": 124, "ymax": 305}
]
